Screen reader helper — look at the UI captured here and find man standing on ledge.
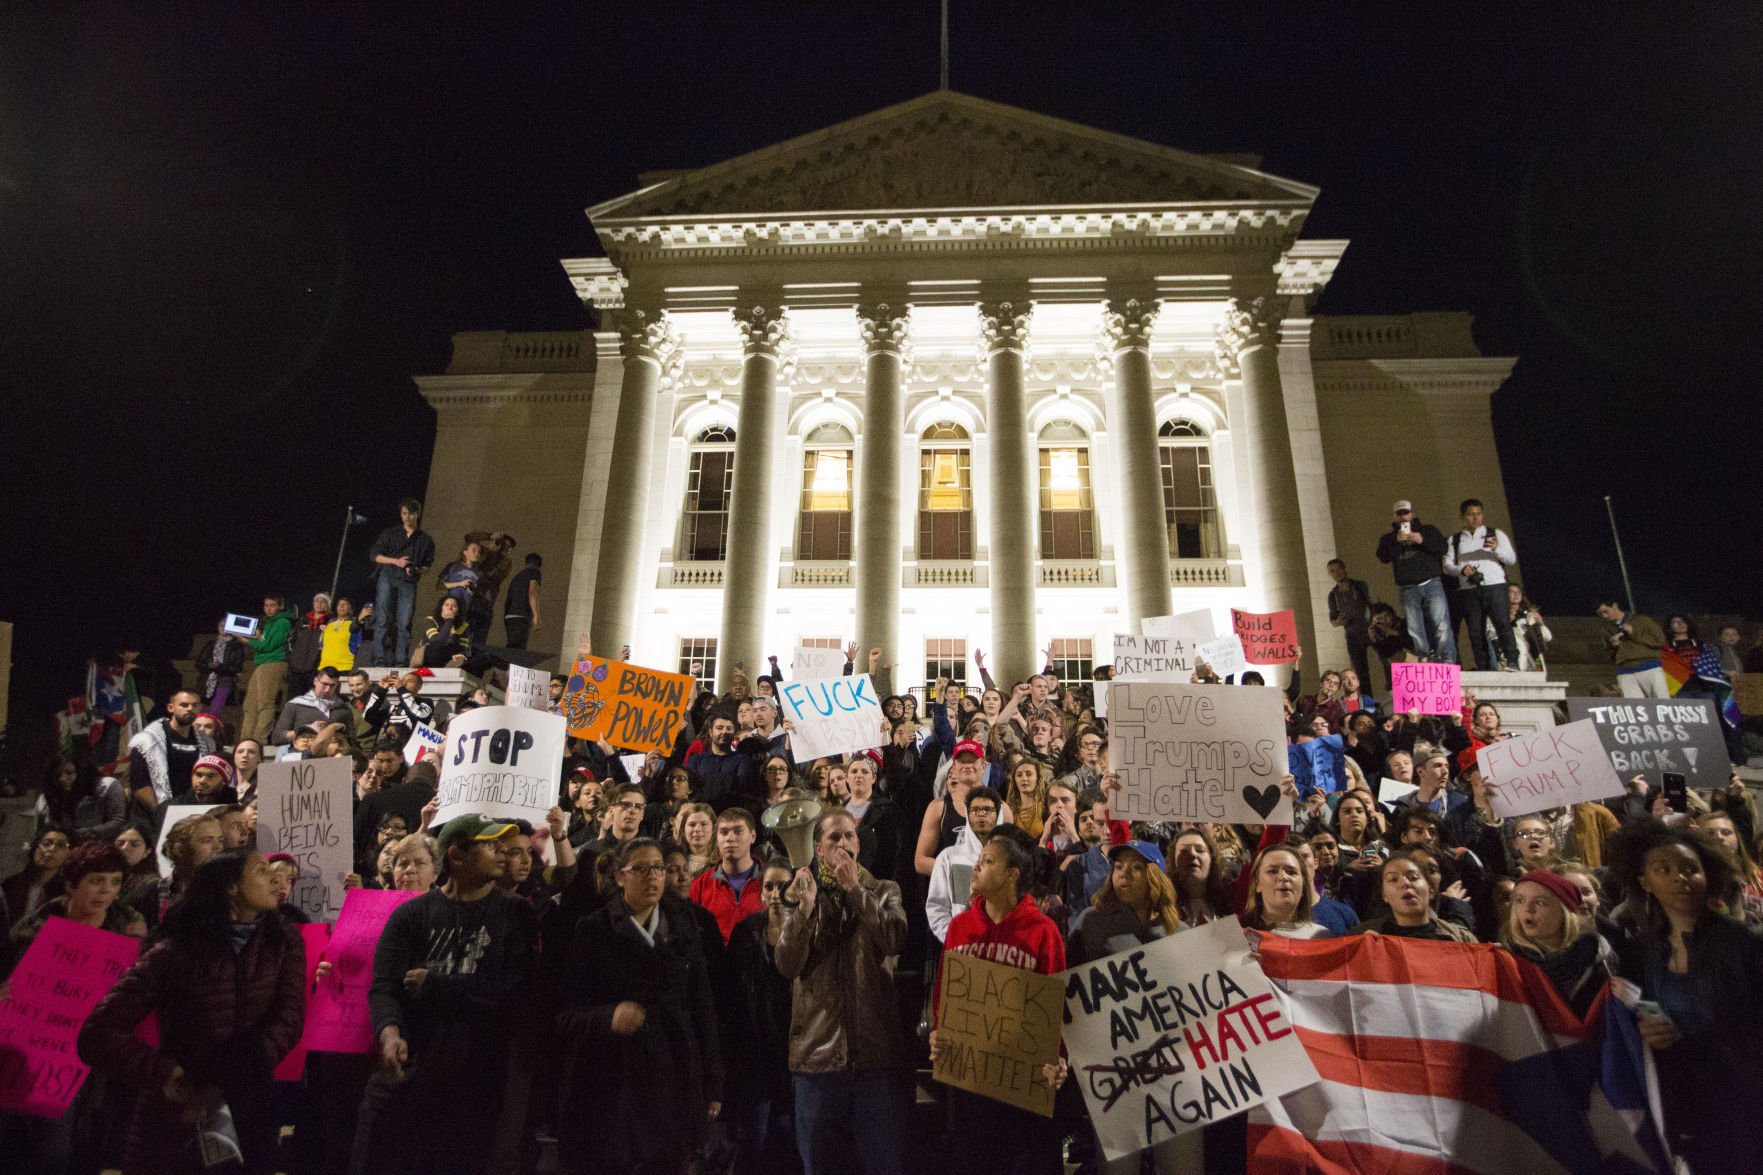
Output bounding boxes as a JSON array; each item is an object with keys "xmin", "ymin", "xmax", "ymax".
[
  {"xmin": 1376, "ymin": 499, "xmax": 1457, "ymax": 664},
  {"xmin": 1443, "ymin": 499, "xmax": 1521, "ymax": 671},
  {"xmin": 1596, "ymin": 595, "xmax": 1668, "ymax": 697},
  {"xmin": 369, "ymin": 498, "xmax": 435, "ymax": 668}
]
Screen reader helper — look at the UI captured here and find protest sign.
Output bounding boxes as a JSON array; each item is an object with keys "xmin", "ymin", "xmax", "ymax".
[
  {"xmin": 1196, "ymin": 635, "xmax": 1247, "ymax": 679},
  {"xmin": 1391, "ymin": 662, "xmax": 1461, "ymax": 715},
  {"xmin": 0, "ymin": 919, "xmax": 140, "ymax": 1117},
  {"xmin": 1230, "ymin": 609, "xmax": 1300, "ymax": 665},
  {"xmin": 1476, "ymin": 719, "xmax": 1625, "ymax": 819},
  {"xmin": 1064, "ymin": 917, "xmax": 1319, "ymax": 1159},
  {"xmin": 1378, "ymin": 777, "xmax": 1419, "ymax": 806},
  {"xmin": 154, "ymin": 803, "xmax": 215, "ymax": 878},
  {"xmin": 434, "ymin": 704, "xmax": 566, "ymax": 828},
  {"xmin": 307, "ymin": 888, "xmax": 423, "ymax": 1054},
  {"xmin": 275, "ymin": 923, "xmax": 332, "ymax": 1081},
  {"xmin": 792, "ymin": 646, "xmax": 846, "ymax": 680},
  {"xmin": 561, "ymin": 656, "xmax": 693, "ymax": 755},
  {"xmin": 933, "ymin": 952, "xmax": 1064, "ymax": 1116},
  {"xmin": 618, "ymin": 753, "xmax": 648, "ymax": 782},
  {"xmin": 1734, "ymin": 674, "xmax": 1763, "ymax": 718},
  {"xmin": 258, "ymin": 758, "xmax": 353, "ymax": 921},
  {"xmin": 1108, "ymin": 683, "xmax": 1291, "ymax": 824},
  {"xmin": 1113, "ymin": 634, "xmax": 1194, "ymax": 681},
  {"xmin": 505, "ymin": 663, "xmax": 551, "ymax": 711},
  {"xmin": 1141, "ymin": 609, "xmax": 1215, "ymax": 645},
  {"xmin": 1563, "ymin": 697, "xmax": 1730, "ymax": 788},
  {"xmin": 777, "ymin": 674, "xmax": 885, "ymax": 762},
  {"xmin": 403, "ymin": 722, "xmax": 444, "ymax": 766}
]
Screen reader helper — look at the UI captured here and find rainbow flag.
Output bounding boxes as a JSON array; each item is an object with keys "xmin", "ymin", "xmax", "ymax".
[{"xmin": 1662, "ymin": 646, "xmax": 1742, "ymax": 728}]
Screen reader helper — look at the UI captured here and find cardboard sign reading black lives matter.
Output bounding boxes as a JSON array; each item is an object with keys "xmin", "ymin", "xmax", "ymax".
[
  {"xmin": 1108, "ymin": 683, "xmax": 1291, "ymax": 825},
  {"xmin": 1564, "ymin": 697, "xmax": 1730, "ymax": 788},
  {"xmin": 933, "ymin": 952, "xmax": 1064, "ymax": 1117}
]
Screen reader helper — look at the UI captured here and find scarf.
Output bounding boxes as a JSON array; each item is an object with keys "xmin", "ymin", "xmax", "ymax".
[
  {"xmin": 1512, "ymin": 933, "xmax": 1603, "ymax": 1003},
  {"xmin": 128, "ymin": 718, "xmax": 216, "ymax": 802}
]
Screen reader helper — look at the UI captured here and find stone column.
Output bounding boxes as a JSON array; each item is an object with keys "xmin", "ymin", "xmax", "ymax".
[
  {"xmin": 1216, "ymin": 295, "xmax": 1315, "ymax": 649},
  {"xmin": 588, "ymin": 308, "xmax": 680, "ymax": 657},
  {"xmin": 854, "ymin": 302, "xmax": 910, "ymax": 672},
  {"xmin": 1100, "ymin": 296, "xmax": 1174, "ymax": 628},
  {"xmin": 979, "ymin": 300, "xmax": 1037, "ymax": 684},
  {"xmin": 717, "ymin": 304, "xmax": 794, "ymax": 692}
]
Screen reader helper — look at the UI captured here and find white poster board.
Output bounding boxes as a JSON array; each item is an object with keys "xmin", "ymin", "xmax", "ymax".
[
  {"xmin": 403, "ymin": 723, "xmax": 444, "ymax": 766},
  {"xmin": 1064, "ymin": 917, "xmax": 1321, "ymax": 1159},
  {"xmin": 1197, "ymin": 635, "xmax": 1247, "ymax": 679},
  {"xmin": 777, "ymin": 673, "xmax": 885, "ymax": 762},
  {"xmin": 1108, "ymin": 682, "xmax": 1292, "ymax": 825},
  {"xmin": 434, "ymin": 705, "xmax": 567, "ymax": 829},
  {"xmin": 154, "ymin": 804, "xmax": 215, "ymax": 879},
  {"xmin": 505, "ymin": 664, "xmax": 551, "ymax": 712},
  {"xmin": 1476, "ymin": 719, "xmax": 1626, "ymax": 819},
  {"xmin": 791, "ymin": 646, "xmax": 846, "ymax": 680},
  {"xmin": 257, "ymin": 757, "xmax": 354, "ymax": 921},
  {"xmin": 1378, "ymin": 777, "xmax": 1419, "ymax": 806}
]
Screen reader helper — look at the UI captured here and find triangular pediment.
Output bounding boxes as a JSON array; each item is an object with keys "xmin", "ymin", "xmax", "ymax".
[{"xmin": 589, "ymin": 91, "xmax": 1316, "ymax": 223}]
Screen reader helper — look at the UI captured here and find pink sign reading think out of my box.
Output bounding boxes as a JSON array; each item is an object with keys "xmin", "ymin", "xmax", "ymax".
[
  {"xmin": 0, "ymin": 917, "xmax": 140, "ymax": 1118},
  {"xmin": 1392, "ymin": 661, "xmax": 1462, "ymax": 715}
]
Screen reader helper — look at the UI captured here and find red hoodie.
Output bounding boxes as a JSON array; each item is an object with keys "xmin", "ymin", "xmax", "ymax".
[{"xmin": 935, "ymin": 893, "xmax": 1066, "ymax": 1025}]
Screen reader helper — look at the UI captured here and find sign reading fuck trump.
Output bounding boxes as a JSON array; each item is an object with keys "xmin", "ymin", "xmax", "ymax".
[{"xmin": 778, "ymin": 673, "xmax": 885, "ymax": 761}]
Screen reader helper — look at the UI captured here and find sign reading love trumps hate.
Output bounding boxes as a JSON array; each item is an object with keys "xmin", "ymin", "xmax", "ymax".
[
  {"xmin": 0, "ymin": 918, "xmax": 140, "ymax": 1117},
  {"xmin": 933, "ymin": 952, "xmax": 1064, "ymax": 1116},
  {"xmin": 434, "ymin": 705, "xmax": 566, "ymax": 829},
  {"xmin": 1230, "ymin": 609, "xmax": 1300, "ymax": 665},
  {"xmin": 1563, "ymin": 696, "xmax": 1730, "ymax": 787},
  {"xmin": 1108, "ymin": 683, "xmax": 1291, "ymax": 825},
  {"xmin": 561, "ymin": 656, "xmax": 693, "ymax": 755},
  {"xmin": 777, "ymin": 674, "xmax": 885, "ymax": 761},
  {"xmin": 1391, "ymin": 662, "xmax": 1462, "ymax": 715},
  {"xmin": 257, "ymin": 758, "xmax": 353, "ymax": 922},
  {"xmin": 1063, "ymin": 917, "xmax": 1318, "ymax": 1160},
  {"xmin": 1476, "ymin": 719, "xmax": 1624, "ymax": 819}
]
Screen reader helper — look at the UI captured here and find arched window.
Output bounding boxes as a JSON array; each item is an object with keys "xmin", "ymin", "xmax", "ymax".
[
  {"xmin": 1038, "ymin": 419, "xmax": 1095, "ymax": 560},
  {"xmin": 680, "ymin": 425, "xmax": 735, "ymax": 561},
  {"xmin": 1158, "ymin": 419, "xmax": 1221, "ymax": 559},
  {"xmin": 918, "ymin": 422, "xmax": 972, "ymax": 560},
  {"xmin": 799, "ymin": 422, "xmax": 853, "ymax": 561}
]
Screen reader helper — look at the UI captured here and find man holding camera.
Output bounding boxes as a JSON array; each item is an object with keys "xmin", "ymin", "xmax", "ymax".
[
  {"xmin": 1375, "ymin": 499, "xmax": 1457, "ymax": 664},
  {"xmin": 1595, "ymin": 596, "xmax": 1668, "ymax": 697},
  {"xmin": 1443, "ymin": 498, "xmax": 1521, "ymax": 671}
]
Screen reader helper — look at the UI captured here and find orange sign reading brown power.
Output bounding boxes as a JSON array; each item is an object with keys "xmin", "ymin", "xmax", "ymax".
[{"xmin": 560, "ymin": 656, "xmax": 694, "ymax": 754}]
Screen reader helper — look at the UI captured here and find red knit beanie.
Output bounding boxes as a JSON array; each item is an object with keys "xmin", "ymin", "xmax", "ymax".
[{"xmin": 1517, "ymin": 869, "xmax": 1583, "ymax": 913}]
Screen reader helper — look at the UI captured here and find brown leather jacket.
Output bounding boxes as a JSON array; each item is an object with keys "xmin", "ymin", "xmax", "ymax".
[{"xmin": 775, "ymin": 868, "xmax": 908, "ymax": 1073}]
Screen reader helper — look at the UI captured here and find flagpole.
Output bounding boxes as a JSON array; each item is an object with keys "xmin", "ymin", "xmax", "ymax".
[
  {"xmin": 939, "ymin": 0, "xmax": 949, "ymax": 90},
  {"xmin": 1603, "ymin": 495, "xmax": 1635, "ymax": 615},
  {"xmin": 331, "ymin": 504, "xmax": 357, "ymax": 602}
]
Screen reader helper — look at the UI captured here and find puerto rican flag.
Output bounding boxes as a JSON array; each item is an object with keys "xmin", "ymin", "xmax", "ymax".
[{"xmin": 1247, "ymin": 935, "xmax": 1670, "ymax": 1174}]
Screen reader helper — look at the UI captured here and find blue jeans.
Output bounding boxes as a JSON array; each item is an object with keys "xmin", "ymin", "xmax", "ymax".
[
  {"xmin": 1401, "ymin": 578, "xmax": 1458, "ymax": 663},
  {"xmin": 374, "ymin": 572, "xmax": 417, "ymax": 666},
  {"xmin": 794, "ymin": 1069, "xmax": 908, "ymax": 1175}
]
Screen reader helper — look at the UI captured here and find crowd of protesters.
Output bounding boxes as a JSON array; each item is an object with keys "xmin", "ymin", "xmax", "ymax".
[{"xmin": 3, "ymin": 492, "xmax": 1761, "ymax": 1174}]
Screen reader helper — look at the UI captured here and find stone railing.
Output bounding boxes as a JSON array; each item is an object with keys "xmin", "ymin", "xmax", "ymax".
[
  {"xmin": 445, "ymin": 330, "xmax": 595, "ymax": 374},
  {"xmin": 1039, "ymin": 561, "xmax": 1112, "ymax": 587},
  {"xmin": 1169, "ymin": 559, "xmax": 1243, "ymax": 587},
  {"xmin": 784, "ymin": 563, "xmax": 853, "ymax": 587},
  {"xmin": 909, "ymin": 562, "xmax": 982, "ymax": 587},
  {"xmin": 661, "ymin": 563, "xmax": 725, "ymax": 588}
]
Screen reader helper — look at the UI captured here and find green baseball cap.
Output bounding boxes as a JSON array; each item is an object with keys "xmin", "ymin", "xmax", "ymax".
[{"xmin": 436, "ymin": 814, "xmax": 517, "ymax": 855}]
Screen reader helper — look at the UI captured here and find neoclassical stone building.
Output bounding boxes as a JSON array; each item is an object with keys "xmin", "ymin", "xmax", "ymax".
[{"xmin": 416, "ymin": 91, "xmax": 1517, "ymax": 692}]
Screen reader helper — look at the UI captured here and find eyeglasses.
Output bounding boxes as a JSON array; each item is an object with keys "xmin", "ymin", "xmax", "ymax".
[
  {"xmin": 1514, "ymin": 830, "xmax": 1551, "ymax": 841},
  {"xmin": 611, "ymin": 801, "xmax": 644, "ymax": 812},
  {"xmin": 764, "ymin": 765, "xmax": 791, "ymax": 774},
  {"xmin": 622, "ymin": 864, "xmax": 667, "ymax": 878}
]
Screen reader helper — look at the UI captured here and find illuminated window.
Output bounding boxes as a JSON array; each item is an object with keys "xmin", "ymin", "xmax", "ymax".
[
  {"xmin": 923, "ymin": 638, "xmax": 968, "ymax": 698},
  {"xmin": 1037, "ymin": 419, "xmax": 1095, "ymax": 560},
  {"xmin": 918, "ymin": 422, "xmax": 972, "ymax": 560},
  {"xmin": 1158, "ymin": 420, "xmax": 1222, "ymax": 559},
  {"xmin": 677, "ymin": 637, "xmax": 718, "ymax": 691},
  {"xmin": 1048, "ymin": 638, "xmax": 1094, "ymax": 690},
  {"xmin": 798, "ymin": 423, "xmax": 853, "ymax": 561},
  {"xmin": 680, "ymin": 426, "xmax": 735, "ymax": 561}
]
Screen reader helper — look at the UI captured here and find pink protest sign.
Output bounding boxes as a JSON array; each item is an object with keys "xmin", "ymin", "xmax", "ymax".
[
  {"xmin": 1230, "ymin": 609, "xmax": 1300, "ymax": 664},
  {"xmin": 1392, "ymin": 661, "xmax": 1462, "ymax": 715},
  {"xmin": 306, "ymin": 888, "xmax": 420, "ymax": 1054},
  {"xmin": 0, "ymin": 917, "xmax": 141, "ymax": 1118},
  {"xmin": 274, "ymin": 923, "xmax": 333, "ymax": 1081}
]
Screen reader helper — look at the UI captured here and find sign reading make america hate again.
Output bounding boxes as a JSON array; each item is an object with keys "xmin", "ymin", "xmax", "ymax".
[
  {"xmin": 1108, "ymin": 682, "xmax": 1291, "ymax": 825},
  {"xmin": 1063, "ymin": 917, "xmax": 1319, "ymax": 1160}
]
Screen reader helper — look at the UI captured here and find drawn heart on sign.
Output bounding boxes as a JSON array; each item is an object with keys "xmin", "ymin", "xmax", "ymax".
[{"xmin": 1241, "ymin": 784, "xmax": 1282, "ymax": 819}]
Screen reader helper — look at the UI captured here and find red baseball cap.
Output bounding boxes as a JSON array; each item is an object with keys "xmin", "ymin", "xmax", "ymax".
[{"xmin": 952, "ymin": 739, "xmax": 986, "ymax": 760}]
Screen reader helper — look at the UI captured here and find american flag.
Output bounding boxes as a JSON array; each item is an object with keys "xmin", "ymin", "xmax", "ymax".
[{"xmin": 1246, "ymin": 935, "xmax": 1669, "ymax": 1174}]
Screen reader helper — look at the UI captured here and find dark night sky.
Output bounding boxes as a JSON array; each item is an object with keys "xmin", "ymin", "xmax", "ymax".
[{"xmin": 3, "ymin": 3, "xmax": 1761, "ymax": 773}]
